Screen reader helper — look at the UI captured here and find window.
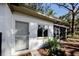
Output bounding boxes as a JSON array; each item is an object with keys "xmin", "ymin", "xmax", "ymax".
[
  {"xmin": 54, "ymin": 26, "xmax": 60, "ymax": 39},
  {"xmin": 15, "ymin": 21, "xmax": 29, "ymax": 51},
  {"xmin": 38, "ymin": 25, "xmax": 43, "ymax": 37},
  {"xmin": 37, "ymin": 25, "xmax": 48, "ymax": 37},
  {"xmin": 44, "ymin": 29, "xmax": 48, "ymax": 37}
]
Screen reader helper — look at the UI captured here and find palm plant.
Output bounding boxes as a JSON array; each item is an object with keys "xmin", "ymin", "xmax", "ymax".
[
  {"xmin": 47, "ymin": 38, "xmax": 60, "ymax": 50},
  {"xmin": 47, "ymin": 38, "xmax": 65, "ymax": 56}
]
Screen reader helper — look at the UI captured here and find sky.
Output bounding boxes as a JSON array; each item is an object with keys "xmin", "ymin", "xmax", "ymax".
[
  {"xmin": 50, "ymin": 4, "xmax": 68, "ymax": 17},
  {"xmin": 42, "ymin": 3, "xmax": 68, "ymax": 17}
]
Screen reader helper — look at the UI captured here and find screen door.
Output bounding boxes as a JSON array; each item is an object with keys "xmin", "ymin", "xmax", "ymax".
[{"xmin": 15, "ymin": 21, "xmax": 29, "ymax": 51}]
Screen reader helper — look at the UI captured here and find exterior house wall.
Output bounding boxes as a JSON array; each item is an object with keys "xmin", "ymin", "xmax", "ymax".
[
  {"xmin": 48, "ymin": 25, "xmax": 54, "ymax": 37},
  {"xmin": 0, "ymin": 4, "xmax": 15, "ymax": 56},
  {"xmin": 0, "ymin": 4, "xmax": 67, "ymax": 56},
  {"xmin": 0, "ymin": 4, "xmax": 54, "ymax": 55},
  {"xmin": 13, "ymin": 12, "xmax": 54, "ymax": 50}
]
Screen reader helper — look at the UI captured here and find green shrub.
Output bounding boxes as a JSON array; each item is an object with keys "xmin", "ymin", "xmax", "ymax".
[
  {"xmin": 47, "ymin": 37, "xmax": 66, "ymax": 56},
  {"xmin": 47, "ymin": 37, "xmax": 60, "ymax": 50},
  {"xmin": 67, "ymin": 34, "xmax": 79, "ymax": 39},
  {"xmin": 75, "ymin": 31, "xmax": 79, "ymax": 35}
]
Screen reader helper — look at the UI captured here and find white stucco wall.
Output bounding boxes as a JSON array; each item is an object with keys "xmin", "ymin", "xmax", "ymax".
[
  {"xmin": 13, "ymin": 12, "xmax": 54, "ymax": 50},
  {"xmin": 48, "ymin": 25, "xmax": 54, "ymax": 37},
  {"xmin": 13, "ymin": 12, "xmax": 53, "ymax": 25},
  {"xmin": 0, "ymin": 4, "xmax": 54, "ymax": 56},
  {"xmin": 0, "ymin": 4, "xmax": 15, "ymax": 56}
]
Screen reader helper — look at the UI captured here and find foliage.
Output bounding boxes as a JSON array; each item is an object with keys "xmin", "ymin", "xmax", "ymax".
[
  {"xmin": 56, "ymin": 3, "xmax": 79, "ymax": 37},
  {"xmin": 40, "ymin": 37, "xmax": 66, "ymax": 56},
  {"xmin": 47, "ymin": 37, "xmax": 66, "ymax": 56},
  {"xmin": 68, "ymin": 34, "xmax": 79, "ymax": 39},
  {"xmin": 47, "ymin": 9, "xmax": 56, "ymax": 16},
  {"xmin": 75, "ymin": 31, "xmax": 79, "ymax": 35},
  {"xmin": 59, "ymin": 12, "xmax": 71, "ymax": 23},
  {"xmin": 47, "ymin": 37, "xmax": 60, "ymax": 50},
  {"xmin": 23, "ymin": 3, "xmax": 56, "ymax": 16}
]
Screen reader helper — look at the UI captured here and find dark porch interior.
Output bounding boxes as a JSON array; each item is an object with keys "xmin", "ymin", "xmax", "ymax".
[{"xmin": 54, "ymin": 25, "xmax": 67, "ymax": 40}]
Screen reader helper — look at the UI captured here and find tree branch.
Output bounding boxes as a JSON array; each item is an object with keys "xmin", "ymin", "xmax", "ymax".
[
  {"xmin": 74, "ymin": 3, "xmax": 78, "ymax": 7},
  {"xmin": 75, "ymin": 6, "xmax": 79, "ymax": 15},
  {"xmin": 56, "ymin": 4, "xmax": 73, "ymax": 11},
  {"xmin": 76, "ymin": 10, "xmax": 79, "ymax": 15}
]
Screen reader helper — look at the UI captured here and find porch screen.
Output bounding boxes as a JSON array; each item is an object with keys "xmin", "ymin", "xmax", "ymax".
[
  {"xmin": 54, "ymin": 26, "xmax": 60, "ymax": 39},
  {"xmin": 15, "ymin": 21, "xmax": 29, "ymax": 51}
]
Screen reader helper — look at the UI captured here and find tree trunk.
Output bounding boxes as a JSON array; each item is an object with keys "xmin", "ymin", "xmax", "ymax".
[{"xmin": 71, "ymin": 12, "xmax": 75, "ymax": 37}]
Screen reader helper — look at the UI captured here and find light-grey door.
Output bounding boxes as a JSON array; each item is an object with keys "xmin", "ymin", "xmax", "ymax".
[{"xmin": 15, "ymin": 21, "xmax": 29, "ymax": 51}]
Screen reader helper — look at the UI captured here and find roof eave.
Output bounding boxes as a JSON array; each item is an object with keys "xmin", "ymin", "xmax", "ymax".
[{"xmin": 9, "ymin": 4, "xmax": 69, "ymax": 26}]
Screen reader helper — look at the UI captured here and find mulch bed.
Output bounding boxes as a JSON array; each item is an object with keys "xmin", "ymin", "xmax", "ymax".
[{"xmin": 37, "ymin": 49, "xmax": 50, "ymax": 56}]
